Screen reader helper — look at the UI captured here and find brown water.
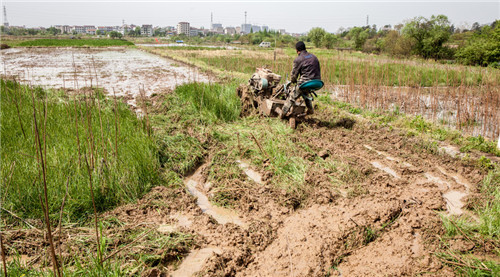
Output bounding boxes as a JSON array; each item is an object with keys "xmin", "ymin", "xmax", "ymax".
[
  {"xmin": 184, "ymin": 164, "xmax": 247, "ymax": 227},
  {"xmin": 0, "ymin": 47, "xmax": 210, "ymax": 110}
]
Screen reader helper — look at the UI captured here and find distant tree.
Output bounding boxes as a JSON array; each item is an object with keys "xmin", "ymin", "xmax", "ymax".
[
  {"xmin": 394, "ymin": 24, "xmax": 404, "ymax": 32},
  {"xmin": 322, "ymin": 33, "xmax": 338, "ymax": 49},
  {"xmin": 154, "ymin": 28, "xmax": 165, "ymax": 37},
  {"xmin": 47, "ymin": 27, "xmax": 61, "ymax": 36},
  {"xmin": 472, "ymin": 22, "xmax": 481, "ymax": 31},
  {"xmin": 135, "ymin": 26, "xmax": 141, "ymax": 36},
  {"xmin": 348, "ymin": 27, "xmax": 370, "ymax": 50},
  {"xmin": 109, "ymin": 31, "xmax": 122, "ymax": 39},
  {"xmin": 308, "ymin": 27, "xmax": 327, "ymax": 48},
  {"xmin": 402, "ymin": 15, "xmax": 453, "ymax": 59},
  {"xmin": 455, "ymin": 21, "xmax": 500, "ymax": 67}
]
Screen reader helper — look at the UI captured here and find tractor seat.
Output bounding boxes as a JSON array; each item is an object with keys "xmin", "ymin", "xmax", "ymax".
[{"xmin": 299, "ymin": 79, "xmax": 324, "ymax": 91}]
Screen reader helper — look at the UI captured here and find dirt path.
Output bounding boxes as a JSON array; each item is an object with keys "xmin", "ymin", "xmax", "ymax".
[
  {"xmin": 144, "ymin": 112, "xmax": 480, "ymax": 276},
  {"xmin": 3, "ymin": 87, "xmax": 485, "ymax": 275}
]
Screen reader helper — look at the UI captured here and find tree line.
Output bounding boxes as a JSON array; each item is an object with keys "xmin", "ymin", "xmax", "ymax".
[{"xmin": 306, "ymin": 15, "xmax": 499, "ymax": 67}]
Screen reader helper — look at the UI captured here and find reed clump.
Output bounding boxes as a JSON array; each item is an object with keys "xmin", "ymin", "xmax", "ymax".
[{"xmin": 0, "ymin": 79, "xmax": 161, "ymax": 223}]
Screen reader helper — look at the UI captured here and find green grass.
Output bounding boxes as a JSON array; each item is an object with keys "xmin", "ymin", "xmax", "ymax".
[
  {"xmin": 18, "ymin": 38, "xmax": 134, "ymax": 47},
  {"xmin": 0, "ymin": 79, "xmax": 160, "ymax": 222},
  {"xmin": 145, "ymin": 47, "xmax": 499, "ymax": 87},
  {"xmin": 6, "ymin": 228, "xmax": 194, "ymax": 276},
  {"xmin": 151, "ymin": 82, "xmax": 364, "ymax": 209},
  {"xmin": 152, "ymin": 82, "xmax": 241, "ymax": 177}
]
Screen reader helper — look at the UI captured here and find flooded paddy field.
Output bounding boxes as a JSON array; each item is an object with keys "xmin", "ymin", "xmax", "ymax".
[{"xmin": 0, "ymin": 47, "xmax": 210, "ymax": 108}]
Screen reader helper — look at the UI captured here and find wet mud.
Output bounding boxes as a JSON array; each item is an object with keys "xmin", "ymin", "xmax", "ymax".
[{"xmin": 0, "ymin": 47, "xmax": 210, "ymax": 110}]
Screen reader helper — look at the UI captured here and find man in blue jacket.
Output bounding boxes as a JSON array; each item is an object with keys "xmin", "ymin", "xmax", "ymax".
[{"xmin": 280, "ymin": 41, "xmax": 321, "ymax": 118}]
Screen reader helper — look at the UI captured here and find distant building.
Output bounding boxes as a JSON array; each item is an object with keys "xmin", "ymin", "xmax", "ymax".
[
  {"xmin": 97, "ymin": 26, "xmax": 114, "ymax": 33},
  {"xmin": 84, "ymin": 25, "xmax": 96, "ymax": 33},
  {"xmin": 278, "ymin": 29, "xmax": 286, "ymax": 34},
  {"xmin": 141, "ymin": 24, "xmax": 153, "ymax": 36},
  {"xmin": 251, "ymin": 25, "xmax": 261, "ymax": 32},
  {"xmin": 119, "ymin": 24, "xmax": 130, "ymax": 35},
  {"xmin": 177, "ymin": 22, "xmax": 190, "ymax": 36},
  {"xmin": 86, "ymin": 28, "xmax": 96, "ymax": 35},
  {"xmin": 235, "ymin": 26, "xmax": 241, "ymax": 33},
  {"xmin": 262, "ymin": 26, "xmax": 269, "ymax": 32},
  {"xmin": 241, "ymin": 23, "xmax": 252, "ymax": 34},
  {"xmin": 72, "ymin": 26, "xmax": 85, "ymax": 34},
  {"xmin": 224, "ymin": 27, "xmax": 236, "ymax": 35},
  {"xmin": 189, "ymin": 27, "xmax": 203, "ymax": 37},
  {"xmin": 211, "ymin": 23, "xmax": 222, "ymax": 30},
  {"xmin": 55, "ymin": 25, "xmax": 71, "ymax": 34}
]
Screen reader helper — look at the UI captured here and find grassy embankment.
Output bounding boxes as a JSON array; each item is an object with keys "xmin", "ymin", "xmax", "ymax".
[
  {"xmin": 1, "ymin": 79, "xmax": 182, "ymax": 276},
  {"xmin": 143, "ymin": 46, "xmax": 499, "ymax": 87},
  {"xmin": 1, "ymin": 79, "xmax": 159, "ymax": 221},
  {"xmin": 15, "ymin": 38, "xmax": 134, "ymax": 47}
]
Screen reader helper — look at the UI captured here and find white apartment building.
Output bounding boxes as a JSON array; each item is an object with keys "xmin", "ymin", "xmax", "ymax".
[
  {"xmin": 141, "ymin": 24, "xmax": 153, "ymax": 36},
  {"xmin": 72, "ymin": 26, "xmax": 85, "ymax": 34},
  {"xmin": 177, "ymin": 22, "xmax": 190, "ymax": 36}
]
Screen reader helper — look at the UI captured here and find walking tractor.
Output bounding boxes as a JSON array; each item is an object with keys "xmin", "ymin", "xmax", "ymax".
[{"xmin": 237, "ymin": 68, "xmax": 324, "ymax": 128}]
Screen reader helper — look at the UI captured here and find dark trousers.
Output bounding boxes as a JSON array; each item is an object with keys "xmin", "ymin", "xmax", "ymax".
[{"xmin": 282, "ymin": 87, "xmax": 313, "ymax": 116}]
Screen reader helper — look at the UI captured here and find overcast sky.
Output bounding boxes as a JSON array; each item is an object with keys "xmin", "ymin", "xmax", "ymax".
[{"xmin": 2, "ymin": 1, "xmax": 499, "ymax": 33}]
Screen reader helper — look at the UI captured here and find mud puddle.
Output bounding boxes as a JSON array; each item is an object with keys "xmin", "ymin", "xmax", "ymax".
[
  {"xmin": 364, "ymin": 145, "xmax": 414, "ymax": 167},
  {"xmin": 435, "ymin": 166, "xmax": 472, "ymax": 216},
  {"xmin": 364, "ymin": 144, "xmax": 472, "ymax": 216},
  {"xmin": 184, "ymin": 163, "xmax": 247, "ymax": 227},
  {"xmin": 370, "ymin": 160, "xmax": 400, "ymax": 179},
  {"xmin": 236, "ymin": 160, "xmax": 263, "ymax": 184},
  {"xmin": 172, "ymin": 247, "xmax": 222, "ymax": 277}
]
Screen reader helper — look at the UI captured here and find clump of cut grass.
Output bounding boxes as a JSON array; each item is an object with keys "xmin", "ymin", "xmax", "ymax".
[
  {"xmin": 151, "ymin": 82, "xmax": 241, "ymax": 176},
  {"xmin": 0, "ymin": 79, "xmax": 160, "ymax": 223}
]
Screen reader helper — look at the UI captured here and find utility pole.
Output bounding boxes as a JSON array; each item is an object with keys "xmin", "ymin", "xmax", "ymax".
[
  {"xmin": 3, "ymin": 5, "xmax": 8, "ymax": 27},
  {"xmin": 245, "ymin": 11, "xmax": 247, "ymax": 26},
  {"xmin": 211, "ymin": 12, "xmax": 213, "ymax": 30},
  {"xmin": 366, "ymin": 15, "xmax": 369, "ymax": 26}
]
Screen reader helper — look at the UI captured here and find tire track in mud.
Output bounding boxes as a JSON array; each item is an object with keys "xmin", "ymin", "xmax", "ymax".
[
  {"xmin": 170, "ymin": 159, "xmax": 270, "ymax": 276},
  {"xmin": 180, "ymin": 119, "xmax": 481, "ymax": 276},
  {"xmin": 298, "ymin": 120, "xmax": 481, "ymax": 276},
  {"xmin": 109, "ymin": 115, "xmax": 482, "ymax": 276}
]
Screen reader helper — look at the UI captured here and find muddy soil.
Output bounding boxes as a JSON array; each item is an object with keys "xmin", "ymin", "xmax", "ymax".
[
  {"xmin": 0, "ymin": 47, "xmax": 211, "ymax": 109},
  {"xmin": 4, "ymin": 106, "xmax": 487, "ymax": 276}
]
